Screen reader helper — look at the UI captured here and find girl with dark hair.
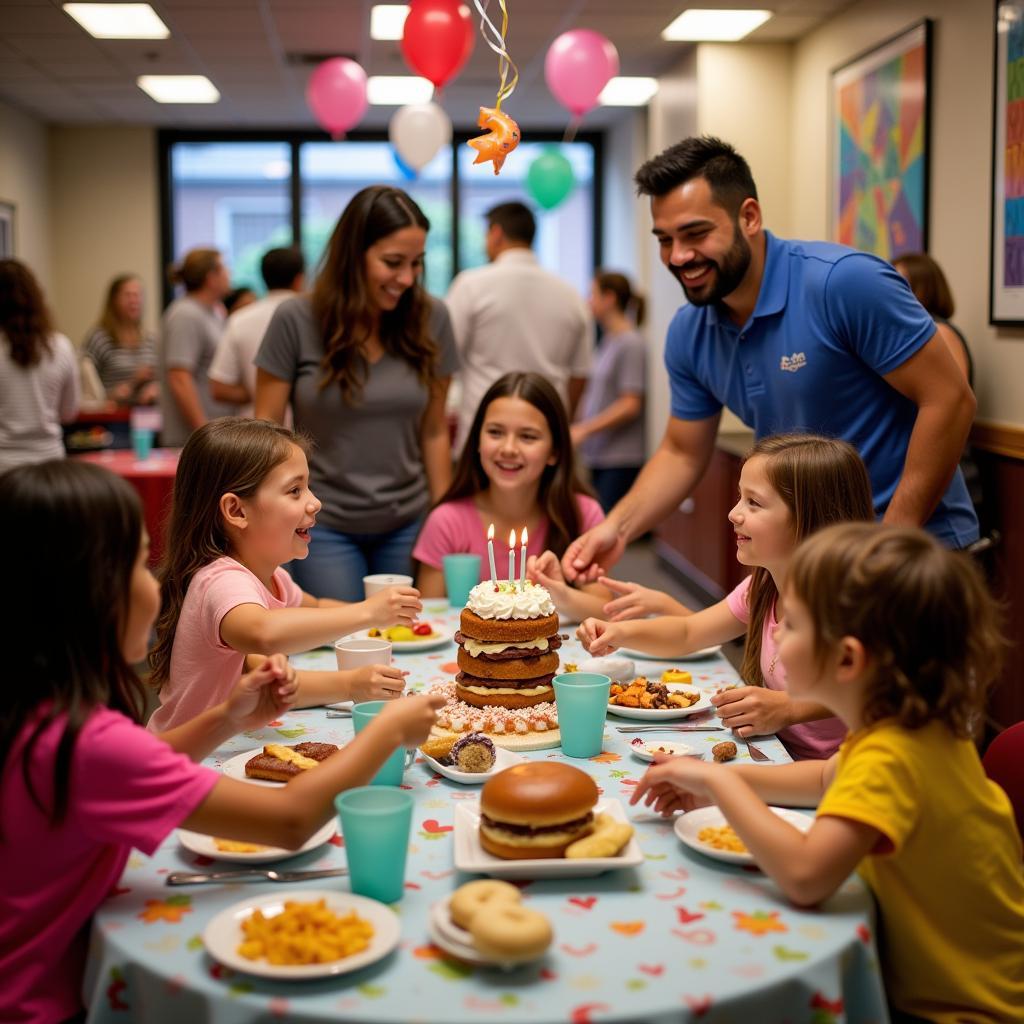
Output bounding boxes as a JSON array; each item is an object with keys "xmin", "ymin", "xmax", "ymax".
[
  {"xmin": 255, "ymin": 185, "xmax": 458, "ymax": 601},
  {"xmin": 631, "ymin": 523, "xmax": 1024, "ymax": 1022},
  {"xmin": 573, "ymin": 270, "xmax": 647, "ymax": 513},
  {"xmin": 83, "ymin": 273, "xmax": 158, "ymax": 404},
  {"xmin": 413, "ymin": 372, "xmax": 609, "ymax": 619},
  {"xmin": 0, "ymin": 258, "xmax": 80, "ymax": 472},
  {"xmin": 580, "ymin": 433, "xmax": 874, "ymax": 760},
  {"xmin": 0, "ymin": 459, "xmax": 443, "ymax": 1023}
]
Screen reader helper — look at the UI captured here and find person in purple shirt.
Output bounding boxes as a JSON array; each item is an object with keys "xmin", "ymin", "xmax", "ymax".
[{"xmin": 563, "ymin": 135, "xmax": 978, "ymax": 582}]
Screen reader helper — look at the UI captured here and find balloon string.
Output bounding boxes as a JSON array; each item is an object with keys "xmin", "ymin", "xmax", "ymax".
[
  {"xmin": 562, "ymin": 116, "xmax": 580, "ymax": 144},
  {"xmin": 472, "ymin": 0, "xmax": 518, "ymax": 112}
]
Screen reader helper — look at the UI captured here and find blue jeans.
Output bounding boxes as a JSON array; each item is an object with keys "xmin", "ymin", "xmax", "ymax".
[{"xmin": 290, "ymin": 517, "xmax": 423, "ymax": 602}]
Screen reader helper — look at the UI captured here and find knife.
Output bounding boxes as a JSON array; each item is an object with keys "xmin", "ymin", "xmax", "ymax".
[{"xmin": 166, "ymin": 866, "xmax": 349, "ymax": 886}]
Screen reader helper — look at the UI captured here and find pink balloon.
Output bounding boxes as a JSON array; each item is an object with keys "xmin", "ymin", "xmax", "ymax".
[
  {"xmin": 544, "ymin": 29, "xmax": 620, "ymax": 118},
  {"xmin": 306, "ymin": 58, "xmax": 368, "ymax": 139}
]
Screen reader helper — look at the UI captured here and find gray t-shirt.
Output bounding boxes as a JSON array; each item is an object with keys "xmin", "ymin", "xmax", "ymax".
[
  {"xmin": 578, "ymin": 329, "xmax": 646, "ymax": 468},
  {"xmin": 256, "ymin": 294, "xmax": 458, "ymax": 534},
  {"xmin": 158, "ymin": 296, "xmax": 234, "ymax": 447}
]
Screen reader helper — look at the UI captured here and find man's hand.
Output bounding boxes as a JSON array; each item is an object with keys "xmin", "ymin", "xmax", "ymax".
[{"xmin": 561, "ymin": 520, "xmax": 626, "ymax": 584}]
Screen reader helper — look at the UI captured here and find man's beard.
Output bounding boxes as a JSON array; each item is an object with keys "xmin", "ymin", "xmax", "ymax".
[{"xmin": 672, "ymin": 226, "xmax": 751, "ymax": 307}]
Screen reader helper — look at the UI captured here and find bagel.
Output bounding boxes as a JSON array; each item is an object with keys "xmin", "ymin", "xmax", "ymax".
[
  {"xmin": 449, "ymin": 879, "xmax": 520, "ymax": 930},
  {"xmin": 468, "ymin": 902, "xmax": 552, "ymax": 963}
]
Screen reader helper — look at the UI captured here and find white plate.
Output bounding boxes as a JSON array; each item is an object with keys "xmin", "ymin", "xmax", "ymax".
[
  {"xmin": 220, "ymin": 745, "xmax": 342, "ymax": 787},
  {"xmin": 420, "ymin": 744, "xmax": 524, "ymax": 784},
  {"xmin": 628, "ymin": 737, "xmax": 699, "ymax": 762},
  {"xmin": 607, "ymin": 690, "xmax": 713, "ymax": 721},
  {"xmin": 203, "ymin": 889, "xmax": 400, "ymax": 980},
  {"xmin": 616, "ymin": 645, "xmax": 723, "ymax": 662},
  {"xmin": 674, "ymin": 805, "xmax": 814, "ymax": 865},
  {"xmin": 177, "ymin": 819, "xmax": 337, "ymax": 863},
  {"xmin": 427, "ymin": 900, "xmax": 538, "ymax": 969},
  {"xmin": 453, "ymin": 798, "xmax": 643, "ymax": 879},
  {"xmin": 344, "ymin": 628, "xmax": 452, "ymax": 653}
]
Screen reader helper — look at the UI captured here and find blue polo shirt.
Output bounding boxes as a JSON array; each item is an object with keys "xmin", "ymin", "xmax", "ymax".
[{"xmin": 665, "ymin": 231, "xmax": 978, "ymax": 547}]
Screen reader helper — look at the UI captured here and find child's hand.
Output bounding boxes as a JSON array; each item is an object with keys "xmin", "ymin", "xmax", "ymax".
[
  {"xmin": 711, "ymin": 686, "xmax": 792, "ymax": 738},
  {"xmin": 630, "ymin": 753, "xmax": 717, "ymax": 817},
  {"xmin": 527, "ymin": 551, "xmax": 576, "ymax": 611},
  {"xmin": 226, "ymin": 654, "xmax": 298, "ymax": 729},
  {"xmin": 599, "ymin": 576, "xmax": 691, "ymax": 621},
  {"xmin": 576, "ymin": 617, "xmax": 621, "ymax": 655},
  {"xmin": 377, "ymin": 692, "xmax": 446, "ymax": 747},
  {"xmin": 364, "ymin": 586, "xmax": 422, "ymax": 628},
  {"xmin": 349, "ymin": 664, "xmax": 408, "ymax": 702}
]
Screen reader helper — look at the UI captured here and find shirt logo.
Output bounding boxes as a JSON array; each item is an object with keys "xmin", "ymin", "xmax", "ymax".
[{"xmin": 779, "ymin": 352, "xmax": 807, "ymax": 373}]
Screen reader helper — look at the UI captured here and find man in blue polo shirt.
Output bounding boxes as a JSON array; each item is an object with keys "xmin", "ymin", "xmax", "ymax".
[{"xmin": 563, "ymin": 135, "xmax": 977, "ymax": 581}]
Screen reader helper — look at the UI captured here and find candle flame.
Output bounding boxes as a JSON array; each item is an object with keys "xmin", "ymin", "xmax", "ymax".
[
  {"xmin": 487, "ymin": 522, "xmax": 494, "ymax": 541},
  {"xmin": 509, "ymin": 528, "xmax": 516, "ymax": 547},
  {"xmin": 521, "ymin": 526, "xmax": 528, "ymax": 544}
]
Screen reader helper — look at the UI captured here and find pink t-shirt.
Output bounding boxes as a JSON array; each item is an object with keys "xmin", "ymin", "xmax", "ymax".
[
  {"xmin": 726, "ymin": 575, "xmax": 847, "ymax": 761},
  {"xmin": 413, "ymin": 494, "xmax": 605, "ymax": 580},
  {"xmin": 149, "ymin": 556, "xmax": 303, "ymax": 732},
  {"xmin": 0, "ymin": 706, "xmax": 217, "ymax": 1024}
]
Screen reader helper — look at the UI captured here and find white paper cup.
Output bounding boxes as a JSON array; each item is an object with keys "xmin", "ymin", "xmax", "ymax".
[
  {"xmin": 334, "ymin": 637, "xmax": 393, "ymax": 670},
  {"xmin": 363, "ymin": 573, "xmax": 414, "ymax": 596}
]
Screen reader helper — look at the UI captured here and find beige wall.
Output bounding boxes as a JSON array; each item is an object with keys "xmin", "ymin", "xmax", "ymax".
[
  {"xmin": 49, "ymin": 125, "xmax": 160, "ymax": 347},
  {"xmin": 0, "ymin": 99, "xmax": 52, "ymax": 292},
  {"xmin": 791, "ymin": 0, "xmax": 1023, "ymax": 426}
]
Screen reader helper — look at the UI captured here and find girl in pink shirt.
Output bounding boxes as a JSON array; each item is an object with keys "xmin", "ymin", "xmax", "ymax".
[
  {"xmin": 150, "ymin": 418, "xmax": 425, "ymax": 729},
  {"xmin": 0, "ymin": 460, "xmax": 442, "ymax": 1024},
  {"xmin": 578, "ymin": 434, "xmax": 874, "ymax": 760}
]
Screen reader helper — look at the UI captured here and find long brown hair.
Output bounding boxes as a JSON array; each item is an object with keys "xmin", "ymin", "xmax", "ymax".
[
  {"xmin": 788, "ymin": 523, "xmax": 1004, "ymax": 738},
  {"xmin": 893, "ymin": 252, "xmax": 955, "ymax": 319},
  {"xmin": 436, "ymin": 373, "xmax": 591, "ymax": 559},
  {"xmin": 0, "ymin": 259, "xmax": 54, "ymax": 368},
  {"xmin": 0, "ymin": 461, "xmax": 146, "ymax": 836},
  {"xmin": 97, "ymin": 273, "xmax": 142, "ymax": 347},
  {"xmin": 739, "ymin": 434, "xmax": 874, "ymax": 687},
  {"xmin": 149, "ymin": 418, "xmax": 306, "ymax": 688},
  {"xmin": 595, "ymin": 270, "xmax": 646, "ymax": 327},
  {"xmin": 312, "ymin": 185, "xmax": 437, "ymax": 404}
]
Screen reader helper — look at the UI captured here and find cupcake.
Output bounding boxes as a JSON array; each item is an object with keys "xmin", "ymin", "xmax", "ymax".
[{"xmin": 448, "ymin": 733, "xmax": 497, "ymax": 773}]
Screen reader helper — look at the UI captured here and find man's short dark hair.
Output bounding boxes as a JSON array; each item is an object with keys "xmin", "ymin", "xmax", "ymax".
[
  {"xmin": 486, "ymin": 201, "xmax": 536, "ymax": 246},
  {"xmin": 634, "ymin": 136, "xmax": 758, "ymax": 217},
  {"xmin": 261, "ymin": 246, "xmax": 305, "ymax": 290}
]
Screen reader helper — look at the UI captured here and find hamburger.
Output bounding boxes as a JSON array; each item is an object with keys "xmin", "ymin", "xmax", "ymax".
[{"xmin": 478, "ymin": 762, "xmax": 599, "ymax": 859}]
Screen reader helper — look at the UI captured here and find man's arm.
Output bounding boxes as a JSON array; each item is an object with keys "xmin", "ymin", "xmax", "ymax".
[
  {"xmin": 566, "ymin": 375, "xmax": 587, "ymax": 419},
  {"xmin": 881, "ymin": 333, "xmax": 976, "ymax": 528},
  {"xmin": 166, "ymin": 368, "xmax": 207, "ymax": 430}
]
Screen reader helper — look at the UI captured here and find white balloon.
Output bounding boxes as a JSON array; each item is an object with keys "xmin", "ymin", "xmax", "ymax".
[{"xmin": 388, "ymin": 102, "xmax": 452, "ymax": 172}]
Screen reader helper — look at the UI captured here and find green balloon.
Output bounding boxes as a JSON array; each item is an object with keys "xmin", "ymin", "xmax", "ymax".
[{"xmin": 526, "ymin": 148, "xmax": 575, "ymax": 210}]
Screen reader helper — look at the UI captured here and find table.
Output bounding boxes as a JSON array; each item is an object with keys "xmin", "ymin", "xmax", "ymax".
[
  {"xmin": 73, "ymin": 448, "xmax": 179, "ymax": 565},
  {"xmin": 84, "ymin": 602, "xmax": 888, "ymax": 1023}
]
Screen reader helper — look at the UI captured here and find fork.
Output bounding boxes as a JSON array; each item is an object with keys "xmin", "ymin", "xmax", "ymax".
[
  {"xmin": 166, "ymin": 866, "xmax": 349, "ymax": 886},
  {"xmin": 615, "ymin": 724, "xmax": 725, "ymax": 734},
  {"xmin": 745, "ymin": 741, "xmax": 772, "ymax": 762}
]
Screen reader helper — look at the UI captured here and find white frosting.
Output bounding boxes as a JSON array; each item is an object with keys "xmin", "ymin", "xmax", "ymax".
[
  {"xmin": 466, "ymin": 580, "xmax": 555, "ymax": 620},
  {"xmin": 462, "ymin": 636, "xmax": 550, "ymax": 656}
]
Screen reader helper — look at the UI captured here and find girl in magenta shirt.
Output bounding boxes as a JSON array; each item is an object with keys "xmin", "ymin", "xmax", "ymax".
[
  {"xmin": 578, "ymin": 434, "xmax": 874, "ymax": 760},
  {"xmin": 413, "ymin": 372, "xmax": 610, "ymax": 620},
  {"xmin": 0, "ymin": 460, "xmax": 443, "ymax": 1024}
]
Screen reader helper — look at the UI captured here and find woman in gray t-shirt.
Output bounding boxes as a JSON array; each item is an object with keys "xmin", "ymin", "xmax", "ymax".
[{"xmin": 256, "ymin": 186, "xmax": 457, "ymax": 601}]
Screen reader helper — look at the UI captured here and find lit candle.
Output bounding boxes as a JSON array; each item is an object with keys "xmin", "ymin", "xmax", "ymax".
[
  {"xmin": 519, "ymin": 526, "xmax": 528, "ymax": 588},
  {"xmin": 508, "ymin": 529, "xmax": 516, "ymax": 585},
  {"xmin": 486, "ymin": 523, "xmax": 497, "ymax": 586}
]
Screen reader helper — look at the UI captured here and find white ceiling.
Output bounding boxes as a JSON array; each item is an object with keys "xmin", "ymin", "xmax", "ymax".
[{"xmin": 0, "ymin": 0, "xmax": 856, "ymax": 130}]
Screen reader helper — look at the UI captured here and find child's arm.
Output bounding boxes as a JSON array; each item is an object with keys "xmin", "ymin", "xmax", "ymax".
[
  {"xmin": 599, "ymin": 576, "xmax": 694, "ymax": 619},
  {"xmin": 526, "ymin": 550, "xmax": 612, "ymax": 621},
  {"xmin": 712, "ymin": 687, "xmax": 837, "ymax": 738},
  {"xmin": 157, "ymin": 655, "xmax": 298, "ymax": 760},
  {"xmin": 578, "ymin": 599, "xmax": 743, "ymax": 657},
  {"xmin": 415, "ymin": 562, "xmax": 446, "ymax": 598},
  {"xmin": 241, "ymin": 654, "xmax": 409, "ymax": 707},
  {"xmin": 220, "ymin": 586, "xmax": 422, "ymax": 655},
  {"xmin": 181, "ymin": 693, "xmax": 446, "ymax": 849}
]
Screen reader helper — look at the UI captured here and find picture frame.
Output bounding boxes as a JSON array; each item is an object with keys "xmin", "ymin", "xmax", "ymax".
[
  {"xmin": 990, "ymin": 1, "xmax": 1024, "ymax": 324},
  {"xmin": 831, "ymin": 20, "xmax": 931, "ymax": 260},
  {"xmin": 0, "ymin": 200, "xmax": 13, "ymax": 258}
]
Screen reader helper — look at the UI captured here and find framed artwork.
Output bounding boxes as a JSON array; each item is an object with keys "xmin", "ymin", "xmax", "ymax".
[
  {"xmin": 991, "ymin": 1, "xmax": 1024, "ymax": 324},
  {"xmin": 0, "ymin": 201, "xmax": 13, "ymax": 258},
  {"xmin": 831, "ymin": 20, "xmax": 931, "ymax": 260}
]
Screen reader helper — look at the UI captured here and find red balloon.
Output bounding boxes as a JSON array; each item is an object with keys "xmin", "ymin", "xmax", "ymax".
[{"xmin": 400, "ymin": 0, "xmax": 474, "ymax": 89}]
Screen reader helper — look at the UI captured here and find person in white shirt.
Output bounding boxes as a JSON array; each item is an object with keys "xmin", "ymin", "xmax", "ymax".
[
  {"xmin": 445, "ymin": 202, "xmax": 592, "ymax": 452},
  {"xmin": 210, "ymin": 247, "xmax": 305, "ymax": 417}
]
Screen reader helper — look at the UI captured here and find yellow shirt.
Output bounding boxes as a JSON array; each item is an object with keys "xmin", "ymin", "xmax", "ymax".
[{"xmin": 818, "ymin": 719, "xmax": 1024, "ymax": 1023}]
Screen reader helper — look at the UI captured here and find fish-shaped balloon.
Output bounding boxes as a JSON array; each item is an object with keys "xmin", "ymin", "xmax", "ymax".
[{"xmin": 468, "ymin": 106, "xmax": 521, "ymax": 174}]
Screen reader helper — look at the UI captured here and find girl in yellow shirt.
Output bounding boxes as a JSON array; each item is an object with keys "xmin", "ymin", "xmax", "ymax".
[{"xmin": 632, "ymin": 523, "xmax": 1024, "ymax": 1023}]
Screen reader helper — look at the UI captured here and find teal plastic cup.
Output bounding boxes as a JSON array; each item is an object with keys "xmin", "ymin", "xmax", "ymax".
[
  {"xmin": 335, "ymin": 786, "xmax": 413, "ymax": 904},
  {"xmin": 442, "ymin": 553, "xmax": 482, "ymax": 606},
  {"xmin": 131, "ymin": 427, "xmax": 154, "ymax": 461},
  {"xmin": 352, "ymin": 699, "xmax": 415, "ymax": 786},
  {"xmin": 553, "ymin": 672, "xmax": 611, "ymax": 758}
]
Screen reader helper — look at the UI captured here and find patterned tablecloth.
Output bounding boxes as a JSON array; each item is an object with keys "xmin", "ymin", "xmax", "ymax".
[{"xmin": 84, "ymin": 600, "xmax": 888, "ymax": 1024}]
